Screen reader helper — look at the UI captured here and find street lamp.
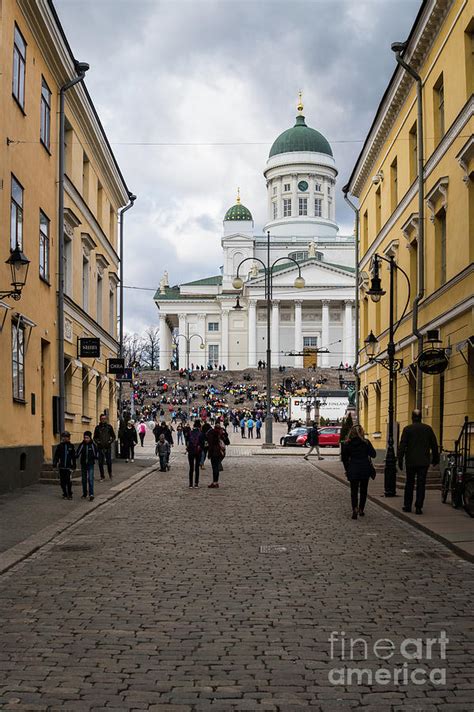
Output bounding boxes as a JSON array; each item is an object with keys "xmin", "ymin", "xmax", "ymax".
[
  {"xmin": 233, "ymin": 230, "xmax": 305, "ymax": 447},
  {"xmin": 174, "ymin": 332, "xmax": 205, "ymax": 418},
  {"xmin": 364, "ymin": 252, "xmax": 410, "ymax": 496},
  {"xmin": 1, "ymin": 242, "xmax": 30, "ymax": 300}
]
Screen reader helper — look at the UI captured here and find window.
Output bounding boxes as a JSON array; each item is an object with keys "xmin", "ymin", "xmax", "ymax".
[
  {"xmin": 272, "ymin": 202, "xmax": 277, "ymax": 219},
  {"xmin": 10, "ymin": 175, "xmax": 24, "ymax": 250},
  {"xmin": 64, "ymin": 236, "xmax": 72, "ymax": 296},
  {"xmin": 303, "ymin": 336, "xmax": 318, "ymax": 347},
  {"xmin": 12, "ymin": 320, "xmax": 25, "ymax": 401},
  {"xmin": 390, "ymin": 157, "xmax": 398, "ymax": 211},
  {"xmin": 208, "ymin": 322, "xmax": 219, "ymax": 332},
  {"xmin": 299, "ymin": 197, "xmax": 308, "ymax": 216},
  {"xmin": 409, "ymin": 239, "xmax": 418, "ymax": 296},
  {"xmin": 314, "ymin": 198, "xmax": 322, "ymax": 217},
  {"xmin": 289, "ymin": 250, "xmax": 309, "ymax": 261},
  {"xmin": 283, "ymin": 183, "xmax": 291, "ymax": 192},
  {"xmin": 328, "ymin": 198, "xmax": 332, "ymax": 220},
  {"xmin": 64, "ymin": 358, "xmax": 72, "ymax": 412},
  {"xmin": 362, "ymin": 210, "xmax": 369, "ymax": 253},
  {"xmin": 327, "ymin": 185, "xmax": 331, "ymax": 196},
  {"xmin": 409, "ymin": 122, "xmax": 417, "ymax": 183},
  {"xmin": 97, "ymin": 182, "xmax": 103, "ymax": 224},
  {"xmin": 434, "ymin": 74, "xmax": 445, "ymax": 143},
  {"xmin": 39, "ymin": 211, "xmax": 50, "ymax": 282},
  {"xmin": 375, "ymin": 186, "xmax": 381, "ymax": 234},
  {"xmin": 82, "ymin": 367, "xmax": 89, "ymax": 417},
  {"xmin": 12, "ymin": 25, "xmax": 26, "ymax": 109},
  {"xmin": 109, "ymin": 290, "xmax": 115, "ymax": 335},
  {"xmin": 109, "ymin": 206, "xmax": 115, "ymax": 241},
  {"xmin": 82, "ymin": 255, "xmax": 89, "ymax": 310},
  {"xmin": 96, "ymin": 274, "xmax": 103, "ymax": 325},
  {"xmin": 82, "ymin": 154, "xmax": 90, "ymax": 201},
  {"xmin": 283, "ymin": 198, "xmax": 291, "ymax": 217},
  {"xmin": 272, "ymin": 186, "xmax": 277, "ymax": 195},
  {"xmin": 40, "ymin": 77, "xmax": 51, "ymax": 150},
  {"xmin": 435, "ymin": 209, "xmax": 447, "ymax": 286},
  {"xmin": 465, "ymin": 19, "xmax": 474, "ymax": 95},
  {"xmin": 314, "ymin": 181, "xmax": 322, "ymax": 192},
  {"xmin": 208, "ymin": 344, "xmax": 219, "ymax": 364}
]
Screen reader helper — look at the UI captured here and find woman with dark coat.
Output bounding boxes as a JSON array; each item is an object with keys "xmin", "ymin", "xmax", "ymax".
[{"xmin": 341, "ymin": 425, "xmax": 376, "ymax": 519}]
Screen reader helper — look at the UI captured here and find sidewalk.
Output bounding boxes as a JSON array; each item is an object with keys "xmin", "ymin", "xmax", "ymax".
[
  {"xmin": 307, "ymin": 456, "xmax": 474, "ymax": 562},
  {"xmin": 0, "ymin": 443, "xmax": 158, "ymax": 572}
]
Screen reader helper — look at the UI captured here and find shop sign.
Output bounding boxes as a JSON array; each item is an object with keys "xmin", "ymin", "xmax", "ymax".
[
  {"xmin": 78, "ymin": 337, "xmax": 100, "ymax": 358},
  {"xmin": 107, "ymin": 358, "xmax": 125, "ymax": 374},
  {"xmin": 417, "ymin": 348, "xmax": 449, "ymax": 375}
]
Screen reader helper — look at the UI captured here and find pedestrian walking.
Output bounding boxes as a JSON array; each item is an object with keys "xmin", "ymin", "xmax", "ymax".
[
  {"xmin": 304, "ymin": 422, "xmax": 323, "ymax": 460},
  {"xmin": 206, "ymin": 422, "xmax": 230, "ymax": 488},
  {"xmin": 122, "ymin": 420, "xmax": 138, "ymax": 462},
  {"xmin": 93, "ymin": 414, "xmax": 116, "ymax": 480},
  {"xmin": 398, "ymin": 409, "xmax": 439, "ymax": 515},
  {"xmin": 76, "ymin": 430, "xmax": 98, "ymax": 501},
  {"xmin": 255, "ymin": 417, "xmax": 262, "ymax": 439},
  {"xmin": 200, "ymin": 421, "xmax": 212, "ymax": 469},
  {"xmin": 153, "ymin": 420, "xmax": 174, "ymax": 446},
  {"xmin": 53, "ymin": 431, "xmax": 76, "ymax": 500},
  {"xmin": 247, "ymin": 417, "xmax": 254, "ymax": 439},
  {"xmin": 186, "ymin": 420, "xmax": 205, "ymax": 488},
  {"xmin": 155, "ymin": 434, "xmax": 171, "ymax": 471},
  {"xmin": 176, "ymin": 422, "xmax": 184, "ymax": 445},
  {"xmin": 138, "ymin": 420, "xmax": 147, "ymax": 447},
  {"xmin": 240, "ymin": 416, "xmax": 246, "ymax": 438},
  {"xmin": 341, "ymin": 425, "xmax": 377, "ymax": 520}
]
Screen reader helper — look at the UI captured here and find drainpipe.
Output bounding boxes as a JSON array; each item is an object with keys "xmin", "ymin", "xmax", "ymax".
[
  {"xmin": 57, "ymin": 61, "xmax": 89, "ymax": 436},
  {"xmin": 118, "ymin": 192, "xmax": 136, "ymax": 418},
  {"xmin": 342, "ymin": 184, "xmax": 360, "ymax": 422},
  {"xmin": 392, "ymin": 41, "xmax": 424, "ymax": 410}
]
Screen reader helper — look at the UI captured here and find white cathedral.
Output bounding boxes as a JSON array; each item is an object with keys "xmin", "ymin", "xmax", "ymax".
[{"xmin": 155, "ymin": 99, "xmax": 356, "ymax": 371}]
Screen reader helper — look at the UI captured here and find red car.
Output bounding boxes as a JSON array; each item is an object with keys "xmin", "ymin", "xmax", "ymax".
[{"xmin": 297, "ymin": 426, "xmax": 341, "ymax": 448}]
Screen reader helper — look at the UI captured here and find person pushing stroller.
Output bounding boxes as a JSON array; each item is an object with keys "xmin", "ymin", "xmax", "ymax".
[{"xmin": 156, "ymin": 434, "xmax": 171, "ymax": 472}]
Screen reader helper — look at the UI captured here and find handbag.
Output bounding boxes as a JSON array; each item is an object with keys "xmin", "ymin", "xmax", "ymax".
[{"xmin": 368, "ymin": 458, "xmax": 376, "ymax": 480}]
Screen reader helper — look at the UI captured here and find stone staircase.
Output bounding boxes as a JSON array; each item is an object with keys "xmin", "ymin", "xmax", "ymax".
[{"xmin": 39, "ymin": 462, "xmax": 81, "ymax": 485}]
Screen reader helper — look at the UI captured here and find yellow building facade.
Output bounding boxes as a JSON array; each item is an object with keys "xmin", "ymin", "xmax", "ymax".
[
  {"xmin": 0, "ymin": 0, "xmax": 129, "ymax": 491},
  {"xmin": 347, "ymin": 0, "xmax": 473, "ymax": 453}
]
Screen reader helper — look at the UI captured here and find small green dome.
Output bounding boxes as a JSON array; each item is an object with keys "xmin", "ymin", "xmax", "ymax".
[
  {"xmin": 224, "ymin": 202, "xmax": 253, "ymax": 221},
  {"xmin": 269, "ymin": 114, "xmax": 333, "ymax": 158}
]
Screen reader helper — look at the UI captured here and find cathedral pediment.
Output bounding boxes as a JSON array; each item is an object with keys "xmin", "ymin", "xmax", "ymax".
[{"xmin": 248, "ymin": 258, "xmax": 355, "ymax": 288}]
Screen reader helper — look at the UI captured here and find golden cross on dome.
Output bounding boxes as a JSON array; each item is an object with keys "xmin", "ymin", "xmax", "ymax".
[
  {"xmin": 297, "ymin": 90, "xmax": 304, "ymax": 114},
  {"xmin": 236, "ymin": 187, "xmax": 241, "ymax": 204}
]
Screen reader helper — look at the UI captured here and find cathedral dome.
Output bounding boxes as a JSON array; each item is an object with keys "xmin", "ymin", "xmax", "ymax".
[
  {"xmin": 269, "ymin": 114, "xmax": 333, "ymax": 158},
  {"xmin": 224, "ymin": 191, "xmax": 253, "ymax": 221}
]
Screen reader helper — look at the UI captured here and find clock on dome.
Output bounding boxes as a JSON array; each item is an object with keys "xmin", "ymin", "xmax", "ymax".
[{"xmin": 298, "ymin": 180, "xmax": 308, "ymax": 192}]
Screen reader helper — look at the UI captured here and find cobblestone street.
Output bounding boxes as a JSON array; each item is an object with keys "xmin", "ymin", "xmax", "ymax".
[{"xmin": 1, "ymin": 449, "xmax": 473, "ymax": 711}]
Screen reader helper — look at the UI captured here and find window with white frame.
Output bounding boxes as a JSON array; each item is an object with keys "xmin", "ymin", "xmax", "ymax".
[
  {"xmin": 82, "ymin": 255, "xmax": 89, "ymax": 310},
  {"xmin": 11, "ymin": 175, "xmax": 24, "ymax": 250},
  {"xmin": 12, "ymin": 25, "xmax": 26, "ymax": 109},
  {"xmin": 64, "ymin": 236, "xmax": 72, "ymax": 296},
  {"xmin": 328, "ymin": 199, "xmax": 332, "ymax": 219},
  {"xmin": 208, "ymin": 344, "xmax": 219, "ymax": 364},
  {"xmin": 39, "ymin": 210, "xmax": 50, "ymax": 282},
  {"xmin": 96, "ymin": 273, "xmax": 103, "ymax": 325},
  {"xmin": 327, "ymin": 185, "xmax": 332, "ymax": 196},
  {"xmin": 109, "ymin": 290, "xmax": 115, "ymax": 335},
  {"xmin": 272, "ymin": 202, "xmax": 277, "ymax": 219},
  {"xmin": 283, "ymin": 183, "xmax": 291, "ymax": 192},
  {"xmin": 208, "ymin": 322, "xmax": 219, "ymax": 332},
  {"xmin": 314, "ymin": 198, "xmax": 322, "ymax": 217},
  {"xmin": 314, "ymin": 181, "xmax": 322, "ymax": 192},
  {"xmin": 12, "ymin": 320, "xmax": 25, "ymax": 401},
  {"xmin": 272, "ymin": 185, "xmax": 277, "ymax": 195},
  {"xmin": 40, "ymin": 77, "xmax": 51, "ymax": 150},
  {"xmin": 283, "ymin": 198, "xmax": 291, "ymax": 217},
  {"xmin": 299, "ymin": 197, "xmax": 308, "ymax": 216}
]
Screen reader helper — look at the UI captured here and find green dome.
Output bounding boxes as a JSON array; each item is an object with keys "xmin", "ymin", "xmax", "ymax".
[
  {"xmin": 269, "ymin": 114, "xmax": 333, "ymax": 158},
  {"xmin": 224, "ymin": 202, "xmax": 253, "ymax": 221}
]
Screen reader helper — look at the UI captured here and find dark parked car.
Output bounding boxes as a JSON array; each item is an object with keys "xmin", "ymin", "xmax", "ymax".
[{"xmin": 280, "ymin": 427, "xmax": 308, "ymax": 447}]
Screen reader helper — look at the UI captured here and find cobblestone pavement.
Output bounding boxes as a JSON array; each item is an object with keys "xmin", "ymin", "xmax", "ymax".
[{"xmin": 1, "ymin": 452, "xmax": 474, "ymax": 712}]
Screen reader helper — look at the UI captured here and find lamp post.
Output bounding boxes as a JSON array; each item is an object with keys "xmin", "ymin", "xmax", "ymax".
[
  {"xmin": 174, "ymin": 331, "xmax": 205, "ymax": 419},
  {"xmin": 1, "ymin": 242, "xmax": 30, "ymax": 300},
  {"xmin": 233, "ymin": 230, "xmax": 305, "ymax": 447},
  {"xmin": 57, "ymin": 60, "xmax": 89, "ymax": 436},
  {"xmin": 364, "ymin": 253, "xmax": 411, "ymax": 496},
  {"xmin": 118, "ymin": 192, "xmax": 137, "ymax": 418}
]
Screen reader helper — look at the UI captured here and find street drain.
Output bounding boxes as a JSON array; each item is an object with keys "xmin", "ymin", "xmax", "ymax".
[
  {"xmin": 260, "ymin": 544, "xmax": 311, "ymax": 554},
  {"xmin": 55, "ymin": 543, "xmax": 93, "ymax": 551}
]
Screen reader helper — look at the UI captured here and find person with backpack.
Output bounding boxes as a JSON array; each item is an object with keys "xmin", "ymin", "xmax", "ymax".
[
  {"xmin": 304, "ymin": 422, "xmax": 323, "ymax": 461},
  {"xmin": 206, "ymin": 422, "xmax": 230, "ymax": 488},
  {"xmin": 186, "ymin": 420, "xmax": 205, "ymax": 488},
  {"xmin": 341, "ymin": 425, "xmax": 377, "ymax": 520}
]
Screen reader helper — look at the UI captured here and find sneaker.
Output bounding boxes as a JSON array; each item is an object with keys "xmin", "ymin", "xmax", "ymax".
[
  {"xmin": 194, "ymin": 484, "xmax": 199, "ymax": 488},
  {"xmin": 303, "ymin": 456, "xmax": 309, "ymax": 461},
  {"xmin": 189, "ymin": 485, "xmax": 194, "ymax": 488},
  {"xmin": 68, "ymin": 495, "xmax": 73, "ymax": 500},
  {"xmin": 125, "ymin": 459, "xmax": 129, "ymax": 463},
  {"xmin": 131, "ymin": 459, "xmax": 134, "ymax": 463},
  {"xmin": 208, "ymin": 483, "xmax": 216, "ymax": 488},
  {"xmin": 318, "ymin": 457, "xmax": 324, "ymax": 460},
  {"xmin": 62, "ymin": 494, "xmax": 67, "ymax": 499},
  {"xmin": 100, "ymin": 476, "xmax": 105, "ymax": 481},
  {"xmin": 89, "ymin": 495, "xmax": 94, "ymax": 501},
  {"xmin": 415, "ymin": 507, "xmax": 423, "ymax": 515},
  {"xmin": 402, "ymin": 506, "xmax": 412, "ymax": 513},
  {"xmin": 81, "ymin": 495, "xmax": 87, "ymax": 499}
]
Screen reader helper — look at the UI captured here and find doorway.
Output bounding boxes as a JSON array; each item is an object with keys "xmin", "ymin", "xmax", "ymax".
[
  {"xmin": 40, "ymin": 340, "xmax": 50, "ymax": 456},
  {"xmin": 303, "ymin": 336, "xmax": 318, "ymax": 368}
]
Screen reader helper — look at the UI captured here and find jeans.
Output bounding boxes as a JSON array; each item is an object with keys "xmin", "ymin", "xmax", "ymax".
[
  {"xmin": 123, "ymin": 443, "xmax": 135, "ymax": 460},
  {"xmin": 139, "ymin": 432, "xmax": 145, "ymax": 446},
  {"xmin": 98, "ymin": 448, "xmax": 112, "ymax": 477},
  {"xmin": 188, "ymin": 453, "xmax": 200, "ymax": 486},
  {"xmin": 248, "ymin": 428, "xmax": 254, "ymax": 439},
  {"xmin": 306, "ymin": 445, "xmax": 321, "ymax": 458},
  {"xmin": 256, "ymin": 428, "xmax": 261, "ymax": 439},
  {"xmin": 159, "ymin": 454, "xmax": 168, "ymax": 471},
  {"xmin": 404, "ymin": 466, "xmax": 428, "ymax": 510},
  {"xmin": 210, "ymin": 456, "xmax": 221, "ymax": 483},
  {"xmin": 350, "ymin": 479, "xmax": 368, "ymax": 510},
  {"xmin": 82, "ymin": 464, "xmax": 94, "ymax": 497},
  {"xmin": 200, "ymin": 448, "xmax": 208, "ymax": 466},
  {"xmin": 241, "ymin": 427, "xmax": 246, "ymax": 438},
  {"xmin": 59, "ymin": 468, "xmax": 72, "ymax": 497},
  {"xmin": 177, "ymin": 431, "xmax": 184, "ymax": 445}
]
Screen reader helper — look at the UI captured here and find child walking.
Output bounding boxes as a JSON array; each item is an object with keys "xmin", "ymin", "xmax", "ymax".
[
  {"xmin": 53, "ymin": 431, "xmax": 76, "ymax": 500},
  {"xmin": 76, "ymin": 430, "xmax": 98, "ymax": 501},
  {"xmin": 155, "ymin": 434, "xmax": 171, "ymax": 471}
]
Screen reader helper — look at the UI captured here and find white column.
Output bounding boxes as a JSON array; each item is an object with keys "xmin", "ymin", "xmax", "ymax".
[
  {"xmin": 248, "ymin": 299, "xmax": 257, "ymax": 367},
  {"xmin": 221, "ymin": 308, "xmax": 230, "ymax": 368},
  {"xmin": 343, "ymin": 300, "xmax": 354, "ymax": 367},
  {"xmin": 159, "ymin": 312, "xmax": 168, "ymax": 370},
  {"xmin": 178, "ymin": 313, "xmax": 187, "ymax": 368},
  {"xmin": 271, "ymin": 299, "xmax": 280, "ymax": 367},
  {"xmin": 294, "ymin": 300, "xmax": 303, "ymax": 367},
  {"xmin": 321, "ymin": 300, "xmax": 330, "ymax": 367},
  {"xmin": 197, "ymin": 314, "xmax": 206, "ymax": 367}
]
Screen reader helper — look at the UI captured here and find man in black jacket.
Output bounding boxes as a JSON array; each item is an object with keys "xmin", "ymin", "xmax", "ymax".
[
  {"xmin": 398, "ymin": 410, "xmax": 439, "ymax": 515},
  {"xmin": 304, "ymin": 422, "xmax": 323, "ymax": 461},
  {"xmin": 93, "ymin": 414, "xmax": 116, "ymax": 480},
  {"xmin": 53, "ymin": 431, "xmax": 76, "ymax": 500}
]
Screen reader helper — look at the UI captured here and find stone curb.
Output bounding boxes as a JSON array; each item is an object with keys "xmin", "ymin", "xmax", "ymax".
[
  {"xmin": 312, "ymin": 462, "xmax": 474, "ymax": 564},
  {"xmin": 0, "ymin": 461, "xmax": 160, "ymax": 577}
]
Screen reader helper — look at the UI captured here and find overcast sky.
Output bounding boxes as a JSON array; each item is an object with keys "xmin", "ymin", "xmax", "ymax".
[{"xmin": 55, "ymin": 0, "xmax": 421, "ymax": 334}]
